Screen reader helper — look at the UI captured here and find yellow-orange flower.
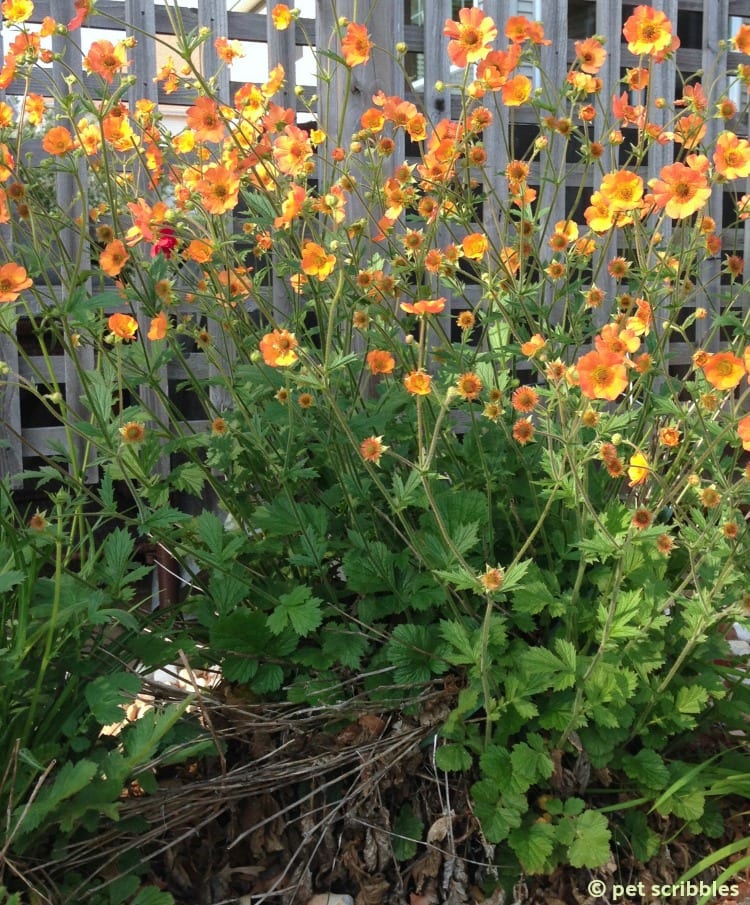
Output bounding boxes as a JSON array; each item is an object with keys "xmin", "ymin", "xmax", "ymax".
[
  {"xmin": 42, "ymin": 125, "xmax": 75, "ymax": 156},
  {"xmin": 455, "ymin": 372, "xmax": 483, "ymax": 400},
  {"xmin": 403, "ymin": 369, "xmax": 432, "ymax": 395},
  {"xmin": 521, "ymin": 333, "xmax": 546, "ymax": 356},
  {"xmin": 598, "ymin": 169, "xmax": 644, "ymax": 212},
  {"xmin": 108, "ymin": 312, "xmax": 138, "ymax": 340},
  {"xmin": 627, "ymin": 451, "xmax": 649, "ymax": 487},
  {"xmin": 83, "ymin": 39, "xmax": 129, "ymax": 84},
  {"xmin": 713, "ymin": 131, "xmax": 750, "ymax": 180},
  {"xmin": 399, "ymin": 297, "xmax": 446, "ymax": 316},
  {"xmin": 259, "ymin": 329, "xmax": 298, "ymax": 367},
  {"xmin": 0, "ymin": 262, "xmax": 31, "ymax": 301},
  {"xmin": 272, "ymin": 124, "xmax": 312, "ymax": 176},
  {"xmin": 271, "ymin": 3, "xmax": 293, "ymax": 30},
  {"xmin": 1, "ymin": 0, "xmax": 33, "ymax": 22},
  {"xmin": 461, "ymin": 232, "xmax": 488, "ymax": 260},
  {"xmin": 575, "ymin": 37, "xmax": 606, "ymax": 74},
  {"xmin": 512, "ymin": 417, "xmax": 534, "ymax": 445},
  {"xmin": 300, "ymin": 240, "xmax": 336, "ymax": 281},
  {"xmin": 648, "ymin": 160, "xmax": 710, "ymax": 219},
  {"xmin": 147, "ymin": 311, "xmax": 168, "ymax": 341},
  {"xmin": 341, "ymin": 22, "xmax": 373, "ymax": 67},
  {"xmin": 659, "ymin": 426, "xmax": 681, "ymax": 447},
  {"xmin": 622, "ymin": 5, "xmax": 674, "ymax": 56},
  {"xmin": 576, "ymin": 349, "xmax": 629, "ymax": 401},
  {"xmin": 501, "ymin": 74, "xmax": 532, "ymax": 107},
  {"xmin": 366, "ymin": 349, "xmax": 395, "ymax": 375},
  {"xmin": 119, "ymin": 421, "xmax": 145, "ymax": 443},
  {"xmin": 511, "ymin": 385, "xmax": 539, "ymax": 412},
  {"xmin": 186, "ymin": 96, "xmax": 226, "ymax": 143},
  {"xmin": 99, "ymin": 239, "xmax": 129, "ymax": 277},
  {"xmin": 702, "ymin": 351, "xmax": 745, "ymax": 390},
  {"xmin": 738, "ymin": 414, "xmax": 750, "ymax": 451},
  {"xmin": 360, "ymin": 435, "xmax": 387, "ymax": 465},
  {"xmin": 444, "ymin": 7, "xmax": 497, "ymax": 68},
  {"xmin": 195, "ymin": 165, "xmax": 239, "ymax": 215}
]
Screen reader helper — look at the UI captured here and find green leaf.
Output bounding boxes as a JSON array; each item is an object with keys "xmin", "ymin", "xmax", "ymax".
[
  {"xmin": 470, "ymin": 780, "xmax": 525, "ymax": 843},
  {"xmin": 567, "ymin": 810, "xmax": 611, "ymax": 868},
  {"xmin": 171, "ymin": 462, "xmax": 205, "ymax": 495},
  {"xmin": 387, "ymin": 623, "xmax": 447, "ymax": 684},
  {"xmin": 508, "ymin": 821, "xmax": 556, "ymax": 874},
  {"xmin": 14, "ymin": 760, "xmax": 98, "ymax": 836},
  {"xmin": 621, "ymin": 748, "xmax": 670, "ymax": 791},
  {"xmin": 102, "ymin": 527, "xmax": 135, "ymax": 585},
  {"xmin": 196, "ymin": 510, "xmax": 225, "ymax": 554},
  {"xmin": 85, "ymin": 671, "xmax": 142, "ymax": 724},
  {"xmin": 675, "ymin": 685, "xmax": 709, "ymax": 714},
  {"xmin": 392, "ymin": 804, "xmax": 423, "ymax": 861},
  {"xmin": 267, "ymin": 586, "xmax": 323, "ymax": 637},
  {"xmin": 435, "ymin": 743, "xmax": 473, "ymax": 772},
  {"xmin": 0, "ymin": 570, "xmax": 25, "ymax": 593},
  {"xmin": 439, "ymin": 619, "xmax": 478, "ymax": 666},
  {"xmin": 131, "ymin": 887, "xmax": 175, "ymax": 905}
]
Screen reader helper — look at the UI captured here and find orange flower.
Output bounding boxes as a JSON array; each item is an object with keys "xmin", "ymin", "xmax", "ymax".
[
  {"xmin": 341, "ymin": 22, "xmax": 373, "ymax": 67},
  {"xmin": 195, "ymin": 165, "xmax": 239, "ymax": 215},
  {"xmin": 659, "ymin": 426, "xmax": 681, "ymax": 447},
  {"xmin": 702, "ymin": 351, "xmax": 745, "ymax": 390},
  {"xmin": 512, "ymin": 417, "xmax": 534, "ymax": 445},
  {"xmin": 461, "ymin": 232, "xmax": 488, "ymax": 260},
  {"xmin": 627, "ymin": 451, "xmax": 649, "ymax": 487},
  {"xmin": 300, "ymin": 240, "xmax": 336, "ymax": 281},
  {"xmin": 455, "ymin": 372, "xmax": 483, "ymax": 400},
  {"xmin": 259, "ymin": 329, "xmax": 298, "ymax": 367},
  {"xmin": 99, "ymin": 239, "xmax": 129, "ymax": 277},
  {"xmin": 186, "ymin": 96, "xmax": 226, "ymax": 143},
  {"xmin": 403, "ymin": 369, "xmax": 432, "ymax": 395},
  {"xmin": 575, "ymin": 37, "xmax": 606, "ymax": 74},
  {"xmin": 108, "ymin": 312, "xmax": 138, "ymax": 340},
  {"xmin": 42, "ymin": 125, "xmax": 75, "ymax": 156},
  {"xmin": 632, "ymin": 508, "xmax": 653, "ymax": 530},
  {"xmin": 83, "ymin": 39, "xmax": 129, "ymax": 83},
  {"xmin": 366, "ymin": 349, "xmax": 395, "ymax": 375},
  {"xmin": 576, "ymin": 349, "xmax": 629, "ymax": 401},
  {"xmin": 598, "ymin": 169, "xmax": 644, "ymax": 212},
  {"xmin": 501, "ymin": 74, "xmax": 532, "ymax": 107},
  {"xmin": 272, "ymin": 124, "xmax": 313, "ymax": 176},
  {"xmin": 713, "ymin": 131, "xmax": 750, "ymax": 180},
  {"xmin": 511, "ymin": 386, "xmax": 539, "ymax": 412},
  {"xmin": 119, "ymin": 421, "xmax": 145, "ymax": 443},
  {"xmin": 399, "ymin": 297, "xmax": 446, "ymax": 316},
  {"xmin": 184, "ymin": 238, "xmax": 214, "ymax": 264},
  {"xmin": 734, "ymin": 23, "xmax": 750, "ymax": 54},
  {"xmin": 622, "ymin": 5, "xmax": 674, "ymax": 56},
  {"xmin": 738, "ymin": 414, "xmax": 750, "ymax": 451},
  {"xmin": 214, "ymin": 36, "xmax": 244, "ymax": 63},
  {"xmin": 505, "ymin": 16, "xmax": 550, "ymax": 45},
  {"xmin": 271, "ymin": 3, "xmax": 293, "ymax": 30},
  {"xmin": 444, "ymin": 7, "xmax": 497, "ymax": 67},
  {"xmin": 648, "ymin": 160, "xmax": 710, "ymax": 219},
  {"xmin": 595, "ymin": 323, "xmax": 641, "ymax": 356},
  {"xmin": 360, "ymin": 435, "xmax": 388, "ymax": 465},
  {"xmin": 521, "ymin": 334, "xmax": 546, "ymax": 356},
  {"xmin": 147, "ymin": 311, "xmax": 168, "ymax": 341},
  {"xmin": 0, "ymin": 262, "xmax": 31, "ymax": 301}
]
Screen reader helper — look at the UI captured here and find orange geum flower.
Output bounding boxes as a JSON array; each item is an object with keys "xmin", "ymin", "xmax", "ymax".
[
  {"xmin": 184, "ymin": 238, "xmax": 214, "ymax": 264},
  {"xmin": 598, "ymin": 169, "xmax": 644, "ymax": 213},
  {"xmin": 713, "ymin": 131, "xmax": 750, "ymax": 180},
  {"xmin": 83, "ymin": 39, "xmax": 129, "ymax": 84},
  {"xmin": 461, "ymin": 232, "xmax": 488, "ymax": 260},
  {"xmin": 627, "ymin": 451, "xmax": 650, "ymax": 487},
  {"xmin": 272, "ymin": 124, "xmax": 312, "ymax": 176},
  {"xmin": 300, "ymin": 240, "xmax": 336, "ymax": 281},
  {"xmin": 702, "ymin": 351, "xmax": 745, "ymax": 390},
  {"xmin": 501, "ymin": 74, "xmax": 532, "ymax": 107},
  {"xmin": 360, "ymin": 435, "xmax": 388, "ymax": 465},
  {"xmin": 511, "ymin": 385, "xmax": 539, "ymax": 412},
  {"xmin": 659, "ymin": 426, "xmax": 681, "ymax": 447},
  {"xmin": 444, "ymin": 6, "xmax": 497, "ymax": 67},
  {"xmin": 366, "ymin": 349, "xmax": 395, "ymax": 375},
  {"xmin": 455, "ymin": 372, "xmax": 483, "ymax": 400},
  {"xmin": 733, "ymin": 23, "xmax": 750, "ymax": 54},
  {"xmin": 99, "ymin": 239, "xmax": 129, "ymax": 277},
  {"xmin": 119, "ymin": 421, "xmax": 145, "ymax": 444},
  {"xmin": 271, "ymin": 3, "xmax": 293, "ymax": 30},
  {"xmin": 341, "ymin": 22, "xmax": 373, "ymax": 67},
  {"xmin": 738, "ymin": 414, "xmax": 750, "ymax": 451},
  {"xmin": 521, "ymin": 333, "xmax": 546, "ymax": 357},
  {"xmin": 403, "ymin": 369, "xmax": 432, "ymax": 395},
  {"xmin": 505, "ymin": 15, "xmax": 550, "ymax": 45},
  {"xmin": 1, "ymin": 0, "xmax": 33, "ymax": 22},
  {"xmin": 575, "ymin": 37, "xmax": 606, "ymax": 74},
  {"xmin": 195, "ymin": 165, "xmax": 239, "ymax": 215},
  {"xmin": 595, "ymin": 323, "xmax": 641, "ymax": 356},
  {"xmin": 399, "ymin": 297, "xmax": 446, "ymax": 316},
  {"xmin": 42, "ymin": 125, "xmax": 75, "ymax": 156},
  {"xmin": 0, "ymin": 262, "xmax": 31, "ymax": 301},
  {"xmin": 576, "ymin": 349, "xmax": 629, "ymax": 401},
  {"xmin": 259, "ymin": 329, "xmax": 298, "ymax": 367},
  {"xmin": 622, "ymin": 5, "xmax": 674, "ymax": 56},
  {"xmin": 147, "ymin": 311, "xmax": 168, "ymax": 341},
  {"xmin": 186, "ymin": 96, "xmax": 226, "ymax": 143},
  {"xmin": 108, "ymin": 312, "xmax": 138, "ymax": 340},
  {"xmin": 648, "ymin": 160, "xmax": 710, "ymax": 219},
  {"xmin": 214, "ymin": 36, "xmax": 244, "ymax": 63},
  {"xmin": 512, "ymin": 417, "xmax": 534, "ymax": 445}
]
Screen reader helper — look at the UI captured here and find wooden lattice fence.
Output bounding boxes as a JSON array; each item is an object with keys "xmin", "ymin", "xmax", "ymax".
[{"xmin": 2, "ymin": 0, "xmax": 750, "ymax": 483}]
